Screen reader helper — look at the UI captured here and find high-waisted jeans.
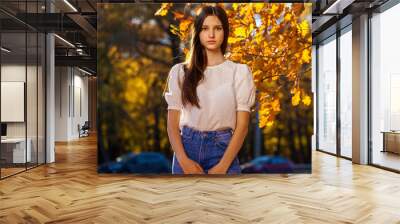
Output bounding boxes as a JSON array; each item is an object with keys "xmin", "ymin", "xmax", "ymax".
[{"xmin": 172, "ymin": 125, "xmax": 241, "ymax": 174}]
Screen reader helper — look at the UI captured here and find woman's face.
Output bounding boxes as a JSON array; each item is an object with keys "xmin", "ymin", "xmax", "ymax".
[{"xmin": 199, "ymin": 15, "xmax": 224, "ymax": 52}]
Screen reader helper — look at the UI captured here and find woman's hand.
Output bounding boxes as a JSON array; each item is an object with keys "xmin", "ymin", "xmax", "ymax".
[
  {"xmin": 167, "ymin": 110, "xmax": 203, "ymax": 174},
  {"xmin": 209, "ymin": 112, "xmax": 250, "ymax": 175},
  {"xmin": 180, "ymin": 157, "xmax": 205, "ymax": 174},
  {"xmin": 208, "ymin": 162, "xmax": 229, "ymax": 174}
]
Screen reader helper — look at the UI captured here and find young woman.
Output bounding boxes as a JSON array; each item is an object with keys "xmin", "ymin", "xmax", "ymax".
[{"xmin": 164, "ymin": 5, "xmax": 256, "ymax": 174}]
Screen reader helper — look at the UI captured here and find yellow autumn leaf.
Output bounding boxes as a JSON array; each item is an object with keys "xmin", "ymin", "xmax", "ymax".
[
  {"xmin": 228, "ymin": 37, "xmax": 242, "ymax": 44},
  {"xmin": 230, "ymin": 52, "xmax": 242, "ymax": 61},
  {"xmin": 155, "ymin": 3, "xmax": 172, "ymax": 16},
  {"xmin": 284, "ymin": 13, "xmax": 292, "ymax": 22},
  {"xmin": 270, "ymin": 4, "xmax": 279, "ymax": 14},
  {"xmin": 270, "ymin": 26, "xmax": 278, "ymax": 34},
  {"xmin": 259, "ymin": 118, "xmax": 267, "ymax": 128},
  {"xmin": 252, "ymin": 70, "xmax": 262, "ymax": 78},
  {"xmin": 232, "ymin": 3, "xmax": 239, "ymax": 11},
  {"xmin": 169, "ymin": 24, "xmax": 179, "ymax": 36},
  {"xmin": 253, "ymin": 3, "xmax": 264, "ymax": 13},
  {"xmin": 254, "ymin": 32, "xmax": 264, "ymax": 44},
  {"xmin": 301, "ymin": 49, "xmax": 311, "ymax": 63},
  {"xmin": 302, "ymin": 95, "xmax": 312, "ymax": 106},
  {"xmin": 292, "ymin": 90, "xmax": 301, "ymax": 106},
  {"xmin": 234, "ymin": 27, "xmax": 247, "ymax": 38},
  {"xmin": 179, "ymin": 19, "xmax": 192, "ymax": 32},
  {"xmin": 249, "ymin": 23, "xmax": 254, "ymax": 33},
  {"xmin": 271, "ymin": 99, "xmax": 280, "ymax": 112},
  {"xmin": 238, "ymin": 5, "xmax": 248, "ymax": 17},
  {"xmin": 298, "ymin": 20, "xmax": 309, "ymax": 37}
]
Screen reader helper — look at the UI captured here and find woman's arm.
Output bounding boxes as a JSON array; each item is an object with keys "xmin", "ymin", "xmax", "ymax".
[
  {"xmin": 167, "ymin": 110, "xmax": 204, "ymax": 174},
  {"xmin": 208, "ymin": 111, "xmax": 250, "ymax": 174}
]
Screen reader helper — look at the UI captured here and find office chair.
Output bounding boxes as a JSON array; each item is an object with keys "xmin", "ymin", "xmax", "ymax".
[{"xmin": 78, "ymin": 121, "xmax": 90, "ymax": 138}]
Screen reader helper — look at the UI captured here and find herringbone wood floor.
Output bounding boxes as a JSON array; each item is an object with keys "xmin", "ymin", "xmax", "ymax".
[{"xmin": 0, "ymin": 135, "xmax": 399, "ymax": 224}]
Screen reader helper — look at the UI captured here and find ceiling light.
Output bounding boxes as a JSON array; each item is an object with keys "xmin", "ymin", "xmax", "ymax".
[
  {"xmin": 63, "ymin": 0, "xmax": 78, "ymax": 12},
  {"xmin": 78, "ymin": 67, "xmax": 93, "ymax": 76},
  {"xmin": 1, "ymin": 47, "xmax": 11, "ymax": 53},
  {"xmin": 323, "ymin": 0, "xmax": 355, "ymax": 15},
  {"xmin": 54, "ymin": 34, "xmax": 75, "ymax": 48}
]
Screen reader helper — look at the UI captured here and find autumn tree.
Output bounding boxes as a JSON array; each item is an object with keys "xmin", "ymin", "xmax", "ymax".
[
  {"xmin": 156, "ymin": 3, "xmax": 312, "ymax": 128},
  {"xmin": 98, "ymin": 4, "xmax": 185, "ymax": 163}
]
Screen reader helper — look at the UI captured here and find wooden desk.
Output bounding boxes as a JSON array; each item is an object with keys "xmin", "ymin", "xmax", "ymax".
[
  {"xmin": 1, "ymin": 138, "xmax": 32, "ymax": 163},
  {"xmin": 381, "ymin": 131, "xmax": 400, "ymax": 154}
]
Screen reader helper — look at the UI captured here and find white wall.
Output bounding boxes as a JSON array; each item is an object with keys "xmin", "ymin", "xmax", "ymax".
[
  {"xmin": 55, "ymin": 66, "xmax": 69, "ymax": 141},
  {"xmin": 55, "ymin": 67, "xmax": 89, "ymax": 141},
  {"xmin": 71, "ymin": 72, "xmax": 89, "ymax": 138}
]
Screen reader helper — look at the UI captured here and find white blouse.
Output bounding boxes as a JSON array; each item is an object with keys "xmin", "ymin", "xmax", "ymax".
[{"xmin": 164, "ymin": 59, "xmax": 256, "ymax": 131}]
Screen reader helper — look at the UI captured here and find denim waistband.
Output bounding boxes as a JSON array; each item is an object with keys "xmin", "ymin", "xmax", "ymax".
[{"xmin": 181, "ymin": 125, "xmax": 233, "ymax": 138}]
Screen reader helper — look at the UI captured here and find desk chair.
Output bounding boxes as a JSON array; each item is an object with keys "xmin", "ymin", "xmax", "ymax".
[{"xmin": 78, "ymin": 121, "xmax": 90, "ymax": 138}]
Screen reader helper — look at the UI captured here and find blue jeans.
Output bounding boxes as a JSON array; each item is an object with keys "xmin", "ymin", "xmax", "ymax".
[{"xmin": 172, "ymin": 126, "xmax": 241, "ymax": 174}]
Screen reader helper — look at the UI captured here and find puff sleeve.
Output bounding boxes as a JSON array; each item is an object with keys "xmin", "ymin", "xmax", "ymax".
[
  {"xmin": 164, "ymin": 64, "xmax": 184, "ymax": 110},
  {"xmin": 234, "ymin": 64, "xmax": 256, "ymax": 112}
]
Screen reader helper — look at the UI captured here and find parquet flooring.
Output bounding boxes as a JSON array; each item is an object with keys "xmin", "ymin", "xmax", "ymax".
[
  {"xmin": 0, "ymin": 135, "xmax": 399, "ymax": 223},
  {"xmin": 1, "ymin": 167, "xmax": 26, "ymax": 177}
]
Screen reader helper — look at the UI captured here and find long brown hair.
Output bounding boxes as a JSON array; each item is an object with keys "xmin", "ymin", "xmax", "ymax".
[{"xmin": 181, "ymin": 5, "xmax": 229, "ymax": 108}]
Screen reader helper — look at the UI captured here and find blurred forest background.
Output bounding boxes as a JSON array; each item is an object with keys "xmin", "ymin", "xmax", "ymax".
[{"xmin": 98, "ymin": 3, "xmax": 313, "ymax": 173}]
